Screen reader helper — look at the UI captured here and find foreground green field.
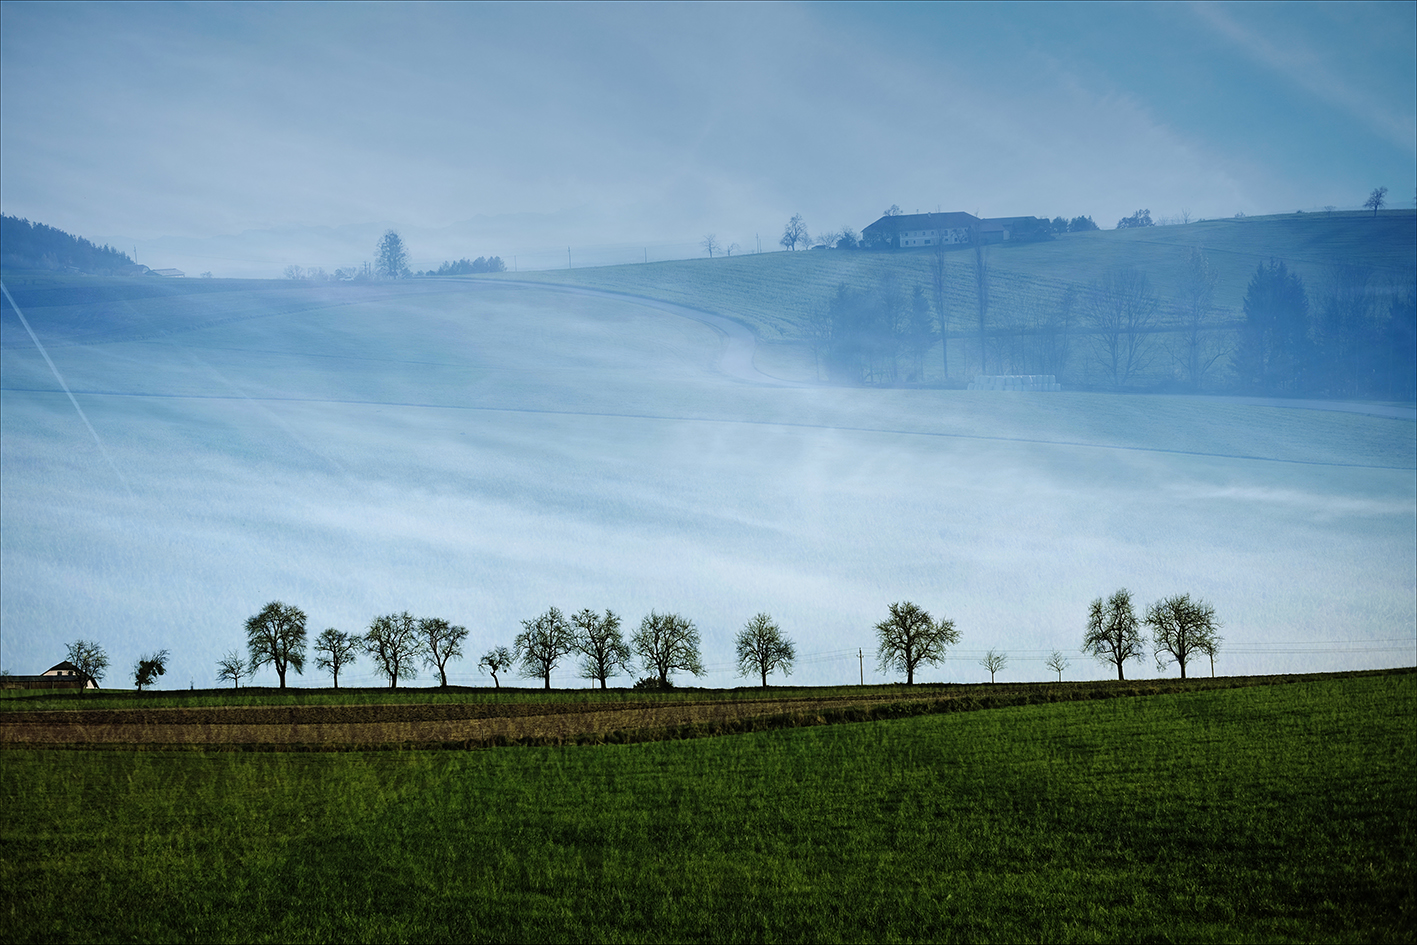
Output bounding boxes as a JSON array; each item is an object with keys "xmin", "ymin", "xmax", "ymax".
[{"xmin": 3, "ymin": 673, "xmax": 1412, "ymax": 942}]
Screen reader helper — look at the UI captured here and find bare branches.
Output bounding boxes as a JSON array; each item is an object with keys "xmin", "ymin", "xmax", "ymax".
[
  {"xmin": 516, "ymin": 607, "xmax": 576, "ymax": 689},
  {"xmin": 216, "ymin": 650, "xmax": 249, "ymax": 689},
  {"xmin": 735, "ymin": 613, "xmax": 796, "ymax": 687},
  {"xmin": 779, "ymin": 214, "xmax": 809, "ymax": 251},
  {"xmin": 1087, "ymin": 268, "xmax": 1158, "ymax": 390},
  {"xmin": 363, "ymin": 612, "xmax": 422, "ymax": 688},
  {"xmin": 420, "ymin": 617, "xmax": 468, "ymax": 688},
  {"xmin": 1146, "ymin": 594, "xmax": 1221, "ymax": 679},
  {"xmin": 979, "ymin": 649, "xmax": 1008, "ymax": 683},
  {"xmin": 1083, "ymin": 589, "xmax": 1145, "ymax": 680},
  {"xmin": 632, "ymin": 611, "xmax": 703, "ymax": 686},
  {"xmin": 314, "ymin": 628, "xmax": 358, "ymax": 688},
  {"xmin": 573, "ymin": 609, "xmax": 631, "ymax": 688},
  {"xmin": 478, "ymin": 646, "xmax": 514, "ymax": 688},
  {"xmin": 875, "ymin": 601, "xmax": 959, "ymax": 685},
  {"xmin": 64, "ymin": 640, "xmax": 108, "ymax": 689},
  {"xmin": 245, "ymin": 601, "xmax": 308, "ymax": 688}
]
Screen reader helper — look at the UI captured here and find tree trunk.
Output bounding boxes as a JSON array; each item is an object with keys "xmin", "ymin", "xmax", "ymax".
[
  {"xmin": 1179, "ymin": 661, "xmax": 1187, "ymax": 680},
  {"xmin": 600, "ymin": 677, "xmax": 607, "ymax": 689},
  {"xmin": 1117, "ymin": 663, "xmax": 1125, "ymax": 680},
  {"xmin": 761, "ymin": 669, "xmax": 767, "ymax": 688},
  {"xmin": 543, "ymin": 674, "xmax": 550, "ymax": 689}
]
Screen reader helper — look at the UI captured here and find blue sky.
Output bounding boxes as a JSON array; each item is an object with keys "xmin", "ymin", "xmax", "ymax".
[{"xmin": 1, "ymin": 1, "xmax": 1413, "ymax": 274}]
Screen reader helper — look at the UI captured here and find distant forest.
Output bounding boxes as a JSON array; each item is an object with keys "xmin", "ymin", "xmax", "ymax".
[{"xmin": 1, "ymin": 214, "xmax": 135, "ymax": 273}]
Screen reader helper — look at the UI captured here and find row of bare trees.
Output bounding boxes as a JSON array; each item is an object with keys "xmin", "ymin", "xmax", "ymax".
[{"xmin": 484, "ymin": 609, "xmax": 800, "ymax": 690}]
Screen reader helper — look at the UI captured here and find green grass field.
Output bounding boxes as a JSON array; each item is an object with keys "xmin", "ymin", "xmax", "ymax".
[{"xmin": 3, "ymin": 672, "xmax": 1412, "ymax": 942}]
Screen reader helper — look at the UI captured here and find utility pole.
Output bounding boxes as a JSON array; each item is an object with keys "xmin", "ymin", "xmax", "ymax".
[
  {"xmin": 859, "ymin": 648, "xmax": 863, "ymax": 685},
  {"xmin": 568, "ymin": 247, "xmax": 571, "ymax": 270},
  {"xmin": 513, "ymin": 256, "xmax": 517, "ymax": 272},
  {"xmin": 644, "ymin": 248, "xmax": 647, "ymax": 264}
]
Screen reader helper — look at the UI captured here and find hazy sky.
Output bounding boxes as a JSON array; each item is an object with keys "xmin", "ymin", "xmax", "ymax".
[{"xmin": 2, "ymin": 1, "xmax": 1414, "ymax": 269}]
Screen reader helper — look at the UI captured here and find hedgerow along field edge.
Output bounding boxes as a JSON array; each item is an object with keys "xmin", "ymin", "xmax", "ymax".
[{"xmin": 1, "ymin": 671, "xmax": 1412, "ymax": 942}]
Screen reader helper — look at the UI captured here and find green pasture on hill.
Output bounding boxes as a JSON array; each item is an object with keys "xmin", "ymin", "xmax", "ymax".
[
  {"xmin": 2, "ymin": 672, "xmax": 1412, "ymax": 942},
  {"xmin": 493, "ymin": 211, "xmax": 1417, "ymax": 343}
]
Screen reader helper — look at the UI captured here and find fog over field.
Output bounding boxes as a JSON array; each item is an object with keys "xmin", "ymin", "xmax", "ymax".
[
  {"xmin": 2, "ymin": 2, "xmax": 1414, "ymax": 688},
  {"xmin": 1, "ymin": 280, "xmax": 1411, "ymax": 687}
]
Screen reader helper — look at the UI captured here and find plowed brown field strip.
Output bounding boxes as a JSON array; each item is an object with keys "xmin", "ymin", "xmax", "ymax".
[{"xmin": 0, "ymin": 695, "xmax": 923, "ymax": 747}]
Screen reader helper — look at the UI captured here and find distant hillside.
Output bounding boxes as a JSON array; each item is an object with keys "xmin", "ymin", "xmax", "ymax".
[
  {"xmin": 488, "ymin": 210, "xmax": 1416, "ymax": 395},
  {"xmin": 1, "ymin": 214, "xmax": 136, "ymax": 274}
]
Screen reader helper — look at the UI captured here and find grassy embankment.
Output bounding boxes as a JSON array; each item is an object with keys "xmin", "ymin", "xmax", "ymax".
[
  {"xmin": 2, "ymin": 672, "xmax": 1413, "ymax": 941},
  {"xmin": 489, "ymin": 211, "xmax": 1417, "ymax": 386}
]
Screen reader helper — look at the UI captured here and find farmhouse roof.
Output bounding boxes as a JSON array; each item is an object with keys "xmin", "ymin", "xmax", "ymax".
[
  {"xmin": 862, "ymin": 211, "xmax": 980, "ymax": 236},
  {"xmin": 44, "ymin": 661, "xmax": 84, "ymax": 675}
]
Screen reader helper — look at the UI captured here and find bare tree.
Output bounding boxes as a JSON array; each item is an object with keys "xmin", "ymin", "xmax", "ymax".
[
  {"xmin": 974, "ymin": 235, "xmax": 990, "ymax": 374},
  {"xmin": 419, "ymin": 617, "xmax": 468, "ymax": 688},
  {"xmin": 1083, "ymin": 589, "xmax": 1146, "ymax": 680},
  {"xmin": 1364, "ymin": 186, "xmax": 1387, "ymax": 217},
  {"xmin": 701, "ymin": 234, "xmax": 721, "ymax": 258},
  {"xmin": 479, "ymin": 646, "xmax": 514, "ymax": 688},
  {"xmin": 632, "ymin": 611, "xmax": 704, "ymax": 687},
  {"xmin": 875, "ymin": 601, "xmax": 959, "ymax": 685},
  {"xmin": 1034, "ymin": 286, "xmax": 1078, "ymax": 378},
  {"xmin": 314, "ymin": 627, "xmax": 358, "ymax": 688},
  {"xmin": 1045, "ymin": 650, "xmax": 1070, "ymax": 682},
  {"xmin": 216, "ymin": 650, "xmax": 249, "ymax": 689},
  {"xmin": 1170, "ymin": 250, "xmax": 1227, "ymax": 391},
  {"xmin": 931, "ymin": 238, "xmax": 949, "ymax": 379},
  {"xmin": 814, "ymin": 230, "xmax": 841, "ymax": 250},
  {"xmin": 516, "ymin": 607, "xmax": 576, "ymax": 689},
  {"xmin": 1087, "ymin": 268, "xmax": 1159, "ymax": 389},
  {"xmin": 1146, "ymin": 594, "xmax": 1221, "ymax": 679},
  {"xmin": 363, "ymin": 612, "xmax": 422, "ymax": 688},
  {"xmin": 979, "ymin": 649, "xmax": 1007, "ymax": 683},
  {"xmin": 572, "ymin": 609, "xmax": 632, "ymax": 688},
  {"xmin": 725, "ymin": 242, "xmax": 740, "ymax": 257},
  {"xmin": 245, "ymin": 601, "xmax": 308, "ymax": 688},
  {"xmin": 735, "ymin": 613, "xmax": 796, "ymax": 687},
  {"xmin": 906, "ymin": 284, "xmax": 936, "ymax": 382},
  {"xmin": 780, "ymin": 214, "xmax": 809, "ymax": 251},
  {"xmin": 64, "ymin": 639, "xmax": 109, "ymax": 689}
]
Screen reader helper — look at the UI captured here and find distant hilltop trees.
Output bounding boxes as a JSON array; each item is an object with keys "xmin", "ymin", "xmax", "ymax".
[
  {"xmin": 1, "ymin": 214, "xmax": 136, "ymax": 273},
  {"xmin": 429, "ymin": 256, "xmax": 505, "ymax": 275}
]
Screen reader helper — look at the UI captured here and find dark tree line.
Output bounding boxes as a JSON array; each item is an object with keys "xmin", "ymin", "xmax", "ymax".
[
  {"xmin": 430, "ymin": 256, "xmax": 506, "ymax": 275},
  {"xmin": 1234, "ymin": 259, "xmax": 1416, "ymax": 400},
  {"xmin": 1, "ymin": 214, "xmax": 135, "ymax": 273},
  {"xmin": 811, "ymin": 279, "xmax": 937, "ymax": 384}
]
